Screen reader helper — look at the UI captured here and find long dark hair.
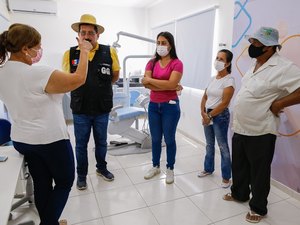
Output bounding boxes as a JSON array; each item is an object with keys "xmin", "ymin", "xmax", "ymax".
[
  {"xmin": 152, "ymin": 31, "xmax": 178, "ymax": 69},
  {"xmin": 219, "ymin": 49, "xmax": 233, "ymax": 74}
]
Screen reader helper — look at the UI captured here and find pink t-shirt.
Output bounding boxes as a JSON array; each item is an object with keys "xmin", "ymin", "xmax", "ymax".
[{"xmin": 145, "ymin": 58, "xmax": 183, "ymax": 103}]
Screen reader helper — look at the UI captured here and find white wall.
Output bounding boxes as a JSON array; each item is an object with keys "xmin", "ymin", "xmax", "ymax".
[
  {"xmin": 8, "ymin": 0, "xmax": 151, "ymax": 76},
  {"xmin": 147, "ymin": 0, "xmax": 235, "ymax": 144},
  {"xmin": 1, "ymin": 0, "xmax": 153, "ymax": 119},
  {"xmin": 177, "ymin": 87, "xmax": 206, "ymax": 143},
  {"xmin": 0, "ymin": 0, "xmax": 10, "ymax": 119},
  {"xmin": 0, "ymin": 0, "xmax": 9, "ymax": 23},
  {"xmin": 2, "ymin": 0, "xmax": 235, "ymax": 143},
  {"xmin": 147, "ymin": 0, "xmax": 234, "ymax": 49}
]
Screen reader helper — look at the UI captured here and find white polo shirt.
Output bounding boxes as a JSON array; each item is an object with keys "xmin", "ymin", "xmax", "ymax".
[{"xmin": 233, "ymin": 52, "xmax": 300, "ymax": 136}]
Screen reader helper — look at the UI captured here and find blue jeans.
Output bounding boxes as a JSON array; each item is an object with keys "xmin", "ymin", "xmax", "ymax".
[
  {"xmin": 13, "ymin": 140, "xmax": 74, "ymax": 225},
  {"xmin": 73, "ymin": 113, "xmax": 109, "ymax": 178},
  {"xmin": 148, "ymin": 100, "xmax": 181, "ymax": 170},
  {"xmin": 203, "ymin": 108, "xmax": 231, "ymax": 180}
]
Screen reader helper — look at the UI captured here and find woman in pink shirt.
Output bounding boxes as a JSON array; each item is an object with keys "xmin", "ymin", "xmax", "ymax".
[{"xmin": 142, "ymin": 32, "xmax": 183, "ymax": 184}]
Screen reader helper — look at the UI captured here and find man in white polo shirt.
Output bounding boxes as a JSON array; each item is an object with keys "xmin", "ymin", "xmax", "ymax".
[{"xmin": 223, "ymin": 27, "xmax": 300, "ymax": 223}]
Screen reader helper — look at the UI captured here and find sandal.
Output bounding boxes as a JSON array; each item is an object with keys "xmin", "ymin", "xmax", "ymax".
[
  {"xmin": 246, "ymin": 211, "xmax": 263, "ymax": 223},
  {"xmin": 223, "ymin": 193, "xmax": 235, "ymax": 201},
  {"xmin": 59, "ymin": 219, "xmax": 67, "ymax": 225}
]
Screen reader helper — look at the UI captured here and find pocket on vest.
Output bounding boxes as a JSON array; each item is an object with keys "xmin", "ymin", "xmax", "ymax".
[{"xmin": 70, "ymin": 95, "xmax": 83, "ymax": 112}]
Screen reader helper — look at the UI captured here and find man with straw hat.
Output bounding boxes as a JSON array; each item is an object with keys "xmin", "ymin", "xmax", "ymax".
[
  {"xmin": 63, "ymin": 14, "xmax": 120, "ymax": 190},
  {"xmin": 223, "ymin": 26, "xmax": 300, "ymax": 223}
]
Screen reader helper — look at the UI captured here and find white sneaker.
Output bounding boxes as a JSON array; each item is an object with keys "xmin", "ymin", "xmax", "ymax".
[
  {"xmin": 165, "ymin": 168, "xmax": 174, "ymax": 184},
  {"xmin": 221, "ymin": 179, "xmax": 231, "ymax": 188},
  {"xmin": 197, "ymin": 171, "xmax": 212, "ymax": 177},
  {"xmin": 144, "ymin": 167, "xmax": 161, "ymax": 180}
]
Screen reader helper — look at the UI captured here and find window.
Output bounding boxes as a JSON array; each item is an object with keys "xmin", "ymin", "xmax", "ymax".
[{"xmin": 151, "ymin": 6, "xmax": 217, "ymax": 89}]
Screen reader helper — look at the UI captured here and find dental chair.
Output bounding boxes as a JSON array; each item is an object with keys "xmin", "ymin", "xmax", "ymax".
[
  {"xmin": 129, "ymin": 90, "xmax": 141, "ymax": 106},
  {"xmin": 0, "ymin": 118, "xmax": 35, "ymax": 225},
  {"xmin": 108, "ymin": 92, "xmax": 151, "ymax": 155}
]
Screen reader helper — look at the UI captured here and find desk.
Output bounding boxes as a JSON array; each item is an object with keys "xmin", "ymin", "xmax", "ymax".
[{"xmin": 0, "ymin": 146, "xmax": 24, "ymax": 225}]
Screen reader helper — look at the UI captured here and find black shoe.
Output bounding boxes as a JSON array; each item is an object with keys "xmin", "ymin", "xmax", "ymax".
[
  {"xmin": 96, "ymin": 169, "xmax": 114, "ymax": 181},
  {"xmin": 76, "ymin": 177, "xmax": 87, "ymax": 190}
]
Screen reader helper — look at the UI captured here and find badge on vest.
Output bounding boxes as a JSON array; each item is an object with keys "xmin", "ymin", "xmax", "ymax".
[
  {"xmin": 72, "ymin": 59, "xmax": 79, "ymax": 66},
  {"xmin": 98, "ymin": 63, "xmax": 111, "ymax": 75}
]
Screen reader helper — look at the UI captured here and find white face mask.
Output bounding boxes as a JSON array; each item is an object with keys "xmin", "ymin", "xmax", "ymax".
[
  {"xmin": 214, "ymin": 60, "xmax": 226, "ymax": 72},
  {"xmin": 156, "ymin": 45, "xmax": 169, "ymax": 57}
]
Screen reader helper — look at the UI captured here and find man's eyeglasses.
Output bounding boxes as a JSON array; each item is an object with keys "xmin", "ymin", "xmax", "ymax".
[{"xmin": 79, "ymin": 31, "xmax": 97, "ymax": 36}]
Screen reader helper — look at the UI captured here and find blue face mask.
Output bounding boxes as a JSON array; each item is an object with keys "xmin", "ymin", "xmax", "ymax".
[{"xmin": 248, "ymin": 44, "xmax": 266, "ymax": 58}]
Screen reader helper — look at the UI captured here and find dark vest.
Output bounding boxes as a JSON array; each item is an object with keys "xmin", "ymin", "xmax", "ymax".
[{"xmin": 69, "ymin": 44, "xmax": 113, "ymax": 115}]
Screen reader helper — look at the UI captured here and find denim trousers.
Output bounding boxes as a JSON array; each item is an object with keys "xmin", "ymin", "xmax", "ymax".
[
  {"xmin": 203, "ymin": 108, "xmax": 231, "ymax": 180},
  {"xmin": 148, "ymin": 100, "xmax": 181, "ymax": 170},
  {"xmin": 13, "ymin": 139, "xmax": 75, "ymax": 225},
  {"xmin": 73, "ymin": 113, "xmax": 109, "ymax": 179}
]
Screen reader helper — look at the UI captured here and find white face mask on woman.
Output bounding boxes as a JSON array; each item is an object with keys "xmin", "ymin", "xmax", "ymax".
[
  {"xmin": 214, "ymin": 60, "xmax": 225, "ymax": 72},
  {"xmin": 156, "ymin": 45, "xmax": 169, "ymax": 57}
]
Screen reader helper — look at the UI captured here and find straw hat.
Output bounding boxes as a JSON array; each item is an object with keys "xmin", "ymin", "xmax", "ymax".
[{"xmin": 71, "ymin": 14, "xmax": 104, "ymax": 34}]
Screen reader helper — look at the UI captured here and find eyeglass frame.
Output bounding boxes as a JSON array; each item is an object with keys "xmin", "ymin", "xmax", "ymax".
[{"xmin": 79, "ymin": 31, "xmax": 97, "ymax": 36}]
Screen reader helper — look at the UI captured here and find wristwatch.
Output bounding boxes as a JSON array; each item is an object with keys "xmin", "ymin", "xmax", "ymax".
[{"xmin": 207, "ymin": 113, "xmax": 213, "ymax": 120}]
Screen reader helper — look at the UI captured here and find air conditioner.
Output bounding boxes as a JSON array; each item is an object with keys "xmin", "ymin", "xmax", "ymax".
[
  {"xmin": 0, "ymin": 0, "xmax": 10, "ymax": 21},
  {"xmin": 7, "ymin": 0, "xmax": 57, "ymax": 15}
]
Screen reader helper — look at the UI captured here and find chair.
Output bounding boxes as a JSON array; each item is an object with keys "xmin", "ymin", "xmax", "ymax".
[
  {"xmin": 129, "ymin": 90, "xmax": 141, "ymax": 106},
  {"xmin": 0, "ymin": 118, "xmax": 12, "ymax": 146},
  {"xmin": 108, "ymin": 93, "xmax": 151, "ymax": 155}
]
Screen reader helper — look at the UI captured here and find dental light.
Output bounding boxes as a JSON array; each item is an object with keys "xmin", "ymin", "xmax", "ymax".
[
  {"xmin": 112, "ymin": 31, "xmax": 156, "ymax": 49},
  {"xmin": 112, "ymin": 31, "xmax": 156, "ymax": 99}
]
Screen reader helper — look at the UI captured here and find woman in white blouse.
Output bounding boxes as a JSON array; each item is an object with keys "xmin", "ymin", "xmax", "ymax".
[{"xmin": 198, "ymin": 49, "xmax": 235, "ymax": 189}]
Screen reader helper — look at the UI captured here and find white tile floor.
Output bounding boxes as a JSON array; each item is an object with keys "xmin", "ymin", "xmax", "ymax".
[{"xmin": 8, "ymin": 125, "xmax": 300, "ymax": 225}]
